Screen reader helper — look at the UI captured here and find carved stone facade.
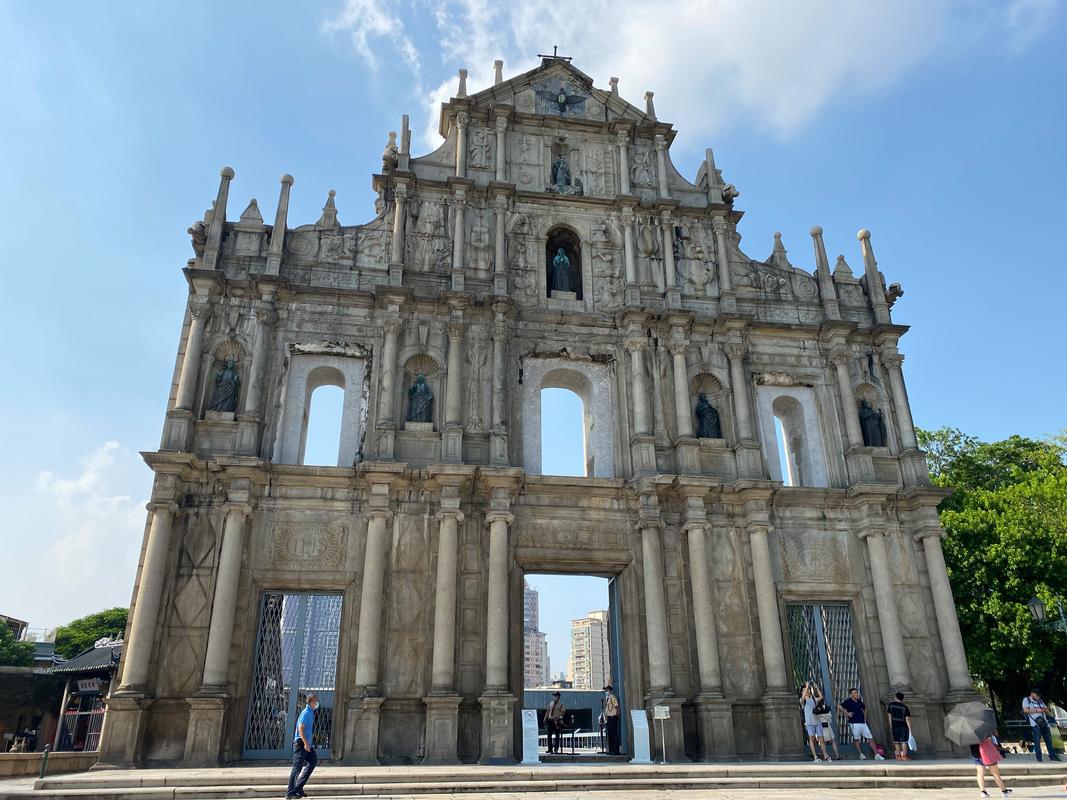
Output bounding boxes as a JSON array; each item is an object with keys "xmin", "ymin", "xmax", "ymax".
[{"xmin": 101, "ymin": 57, "xmax": 974, "ymax": 767}]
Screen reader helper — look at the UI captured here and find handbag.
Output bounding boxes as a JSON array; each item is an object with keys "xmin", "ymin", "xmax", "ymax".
[{"xmin": 977, "ymin": 737, "xmax": 1002, "ymax": 766}]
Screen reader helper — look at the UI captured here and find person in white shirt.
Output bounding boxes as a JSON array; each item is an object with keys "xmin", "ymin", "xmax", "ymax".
[
  {"xmin": 800, "ymin": 682, "xmax": 832, "ymax": 762},
  {"xmin": 1022, "ymin": 688, "xmax": 1061, "ymax": 762}
]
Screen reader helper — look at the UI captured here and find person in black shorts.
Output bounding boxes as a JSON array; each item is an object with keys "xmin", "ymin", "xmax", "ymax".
[{"xmin": 886, "ymin": 692, "xmax": 912, "ymax": 760}]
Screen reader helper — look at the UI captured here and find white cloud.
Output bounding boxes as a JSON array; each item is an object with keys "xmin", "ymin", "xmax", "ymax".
[
  {"xmin": 3, "ymin": 442, "xmax": 148, "ymax": 632},
  {"xmin": 324, "ymin": 0, "xmax": 1059, "ymax": 151}
]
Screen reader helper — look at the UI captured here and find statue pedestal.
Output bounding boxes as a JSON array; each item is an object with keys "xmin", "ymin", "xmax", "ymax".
[
  {"xmin": 235, "ymin": 413, "xmax": 260, "ymax": 456},
  {"xmin": 203, "ymin": 410, "xmax": 236, "ymax": 422},
  {"xmin": 630, "ymin": 434, "xmax": 657, "ymax": 476},
  {"xmin": 162, "ymin": 409, "xmax": 193, "ymax": 452},
  {"xmin": 422, "ymin": 695, "xmax": 461, "ymax": 764},
  {"xmin": 478, "ymin": 692, "xmax": 516, "ymax": 764},
  {"xmin": 844, "ymin": 446, "xmax": 876, "ymax": 484},
  {"xmin": 389, "ymin": 262, "xmax": 403, "ymax": 286},
  {"xmin": 451, "ymin": 269, "xmax": 465, "ymax": 292},
  {"xmin": 761, "ymin": 690, "xmax": 802, "ymax": 759},
  {"xmin": 549, "ymin": 290, "xmax": 576, "ymax": 301},
  {"xmin": 95, "ymin": 693, "xmax": 147, "ymax": 768},
  {"xmin": 490, "ymin": 431, "xmax": 509, "ymax": 465},
  {"xmin": 674, "ymin": 437, "xmax": 700, "ymax": 475},
  {"xmin": 343, "ymin": 695, "xmax": 384, "ymax": 765},
  {"xmin": 442, "ymin": 426, "xmax": 463, "ymax": 463},
  {"xmin": 719, "ymin": 292, "xmax": 737, "ymax": 314},
  {"xmin": 695, "ymin": 693, "xmax": 739, "ymax": 761},
  {"xmin": 734, "ymin": 439, "xmax": 765, "ymax": 479},
  {"xmin": 665, "ymin": 287, "xmax": 682, "ymax": 309},
  {"xmin": 377, "ymin": 425, "xmax": 396, "ymax": 460},
  {"xmin": 184, "ymin": 695, "xmax": 227, "ymax": 766},
  {"xmin": 404, "ymin": 421, "xmax": 435, "ymax": 433},
  {"xmin": 624, "ymin": 284, "xmax": 642, "ymax": 307}
]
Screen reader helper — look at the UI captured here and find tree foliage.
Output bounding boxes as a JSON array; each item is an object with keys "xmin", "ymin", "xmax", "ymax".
[
  {"xmin": 0, "ymin": 623, "xmax": 34, "ymax": 667},
  {"xmin": 917, "ymin": 427, "xmax": 1067, "ymax": 713},
  {"xmin": 53, "ymin": 607, "xmax": 128, "ymax": 659}
]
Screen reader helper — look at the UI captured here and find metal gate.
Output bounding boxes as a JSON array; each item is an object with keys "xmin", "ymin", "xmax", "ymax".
[
  {"xmin": 243, "ymin": 592, "xmax": 343, "ymax": 759},
  {"xmin": 787, "ymin": 603, "xmax": 862, "ymax": 744}
]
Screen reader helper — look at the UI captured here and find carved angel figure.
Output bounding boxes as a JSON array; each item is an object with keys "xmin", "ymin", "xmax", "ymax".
[{"xmin": 537, "ymin": 84, "xmax": 585, "ymax": 115}]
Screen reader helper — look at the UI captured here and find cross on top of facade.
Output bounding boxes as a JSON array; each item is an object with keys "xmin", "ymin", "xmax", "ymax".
[{"xmin": 537, "ymin": 45, "xmax": 572, "ymax": 63}]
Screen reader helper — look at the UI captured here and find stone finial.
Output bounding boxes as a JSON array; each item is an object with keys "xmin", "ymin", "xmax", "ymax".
[
  {"xmin": 382, "ymin": 131, "xmax": 399, "ymax": 171},
  {"xmin": 810, "ymin": 224, "xmax": 841, "ymax": 320},
  {"xmin": 281, "ymin": 173, "xmax": 294, "ymax": 186},
  {"xmin": 769, "ymin": 232, "xmax": 790, "ymax": 268},
  {"xmin": 220, "ymin": 166, "xmax": 235, "ymax": 179},
  {"xmin": 400, "ymin": 114, "xmax": 411, "ymax": 154},
  {"xmin": 458, "ymin": 68, "xmax": 468, "ymax": 97},
  {"xmin": 833, "ymin": 254, "xmax": 854, "ymax": 279},
  {"xmin": 644, "ymin": 91, "xmax": 656, "ymax": 120},
  {"xmin": 609, "ymin": 77, "xmax": 619, "ymax": 96},
  {"xmin": 315, "ymin": 189, "xmax": 339, "ymax": 228},
  {"xmin": 237, "ymin": 198, "xmax": 263, "ymax": 226},
  {"xmin": 494, "ymin": 59, "xmax": 504, "ymax": 85}
]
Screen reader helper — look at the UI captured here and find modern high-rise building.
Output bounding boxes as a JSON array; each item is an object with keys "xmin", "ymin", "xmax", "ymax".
[
  {"xmin": 569, "ymin": 611, "xmax": 610, "ymax": 690},
  {"xmin": 522, "ymin": 580, "xmax": 550, "ymax": 688},
  {"xmin": 523, "ymin": 580, "xmax": 539, "ymax": 632}
]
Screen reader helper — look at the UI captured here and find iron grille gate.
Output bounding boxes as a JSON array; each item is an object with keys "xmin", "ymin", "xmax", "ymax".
[
  {"xmin": 243, "ymin": 592, "xmax": 343, "ymax": 759},
  {"xmin": 787, "ymin": 603, "xmax": 862, "ymax": 745}
]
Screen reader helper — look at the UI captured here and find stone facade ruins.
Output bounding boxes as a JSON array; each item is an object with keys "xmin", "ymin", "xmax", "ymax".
[{"xmin": 99, "ymin": 57, "xmax": 975, "ymax": 766}]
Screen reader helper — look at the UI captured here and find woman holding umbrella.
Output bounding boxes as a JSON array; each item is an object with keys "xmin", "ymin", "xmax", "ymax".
[
  {"xmin": 970, "ymin": 734, "xmax": 1011, "ymax": 798},
  {"xmin": 945, "ymin": 701, "xmax": 1011, "ymax": 798}
]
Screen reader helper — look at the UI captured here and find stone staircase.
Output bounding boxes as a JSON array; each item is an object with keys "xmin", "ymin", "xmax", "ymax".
[{"xmin": 6, "ymin": 761, "xmax": 1067, "ymax": 799}]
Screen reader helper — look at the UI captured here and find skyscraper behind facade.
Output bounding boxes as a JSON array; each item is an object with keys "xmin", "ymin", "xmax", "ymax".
[
  {"xmin": 522, "ymin": 581, "xmax": 550, "ymax": 688},
  {"xmin": 569, "ymin": 610, "xmax": 610, "ymax": 690}
]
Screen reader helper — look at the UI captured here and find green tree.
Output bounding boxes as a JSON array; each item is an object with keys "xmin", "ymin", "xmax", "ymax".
[
  {"xmin": 917, "ymin": 427, "xmax": 1067, "ymax": 714},
  {"xmin": 0, "ymin": 623, "xmax": 34, "ymax": 667},
  {"xmin": 53, "ymin": 607, "xmax": 128, "ymax": 659}
]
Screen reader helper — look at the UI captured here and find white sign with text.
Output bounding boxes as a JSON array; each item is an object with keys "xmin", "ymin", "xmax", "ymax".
[
  {"xmin": 521, "ymin": 708, "xmax": 541, "ymax": 764},
  {"xmin": 629, "ymin": 709, "xmax": 652, "ymax": 764}
]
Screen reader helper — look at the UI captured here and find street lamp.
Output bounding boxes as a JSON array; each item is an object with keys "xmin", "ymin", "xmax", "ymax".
[
  {"xmin": 1028, "ymin": 596, "xmax": 1047, "ymax": 622},
  {"xmin": 1028, "ymin": 595, "xmax": 1067, "ymax": 633}
]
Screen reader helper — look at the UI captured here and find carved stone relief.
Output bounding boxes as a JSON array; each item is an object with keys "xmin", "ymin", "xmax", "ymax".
[
  {"xmin": 406, "ymin": 199, "xmax": 451, "ymax": 273},
  {"xmin": 468, "ymin": 127, "xmax": 491, "ymax": 169},
  {"xmin": 269, "ymin": 521, "xmax": 347, "ymax": 568}
]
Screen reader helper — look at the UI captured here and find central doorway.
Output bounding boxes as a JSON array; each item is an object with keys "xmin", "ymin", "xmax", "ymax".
[{"xmin": 521, "ymin": 573, "xmax": 628, "ymax": 758}]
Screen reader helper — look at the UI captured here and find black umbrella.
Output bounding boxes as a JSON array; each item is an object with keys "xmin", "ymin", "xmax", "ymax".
[{"xmin": 944, "ymin": 701, "xmax": 997, "ymax": 746}]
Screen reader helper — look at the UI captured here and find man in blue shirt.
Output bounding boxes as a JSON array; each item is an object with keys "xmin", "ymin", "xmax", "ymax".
[
  {"xmin": 286, "ymin": 693, "xmax": 319, "ymax": 799},
  {"xmin": 838, "ymin": 687, "xmax": 885, "ymax": 760}
]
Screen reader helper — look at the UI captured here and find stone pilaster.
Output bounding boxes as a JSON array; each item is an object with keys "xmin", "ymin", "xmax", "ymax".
[
  {"xmin": 616, "ymin": 128, "xmax": 631, "ymax": 195},
  {"xmin": 660, "ymin": 210, "xmax": 680, "ymax": 308},
  {"xmin": 389, "ymin": 181, "xmax": 408, "ymax": 286},
  {"xmin": 725, "ymin": 342, "xmax": 762, "ymax": 478},
  {"xmin": 654, "ymin": 134, "xmax": 670, "ymax": 199},
  {"xmin": 880, "ymin": 351, "xmax": 928, "ymax": 486},
  {"xmin": 164, "ymin": 292, "xmax": 212, "ymax": 451},
  {"xmin": 831, "ymin": 352, "xmax": 875, "ymax": 483},
  {"xmin": 712, "ymin": 216, "xmax": 736, "ymax": 313},
  {"xmin": 621, "ymin": 205, "xmax": 639, "ymax": 305},
  {"xmin": 627, "ymin": 337, "xmax": 656, "ymax": 474},
  {"xmin": 494, "ymin": 112, "xmax": 508, "ymax": 182},
  {"xmin": 376, "ymin": 317, "xmax": 402, "ymax": 460},
  {"xmin": 443, "ymin": 319, "xmax": 465, "ymax": 462},
  {"xmin": 454, "ymin": 111, "xmax": 468, "ymax": 178},
  {"xmin": 236, "ymin": 290, "xmax": 277, "ymax": 456},
  {"xmin": 491, "ymin": 192, "xmax": 509, "ymax": 296},
  {"xmin": 344, "ymin": 695, "xmax": 384, "ymax": 765},
  {"xmin": 450, "ymin": 188, "xmax": 467, "ymax": 291},
  {"xmin": 669, "ymin": 328, "xmax": 699, "ymax": 473},
  {"xmin": 489, "ymin": 306, "xmax": 509, "ymax": 465}
]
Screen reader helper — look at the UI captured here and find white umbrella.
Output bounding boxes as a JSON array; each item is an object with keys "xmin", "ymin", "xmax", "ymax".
[{"xmin": 944, "ymin": 701, "xmax": 997, "ymax": 746}]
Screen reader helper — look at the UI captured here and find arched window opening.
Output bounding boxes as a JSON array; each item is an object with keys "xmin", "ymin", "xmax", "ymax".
[
  {"xmin": 299, "ymin": 366, "xmax": 346, "ymax": 466},
  {"xmin": 773, "ymin": 416, "xmax": 795, "ymax": 486},
  {"xmin": 772, "ymin": 395, "xmax": 808, "ymax": 487},
  {"xmin": 540, "ymin": 388, "xmax": 587, "ymax": 476},
  {"xmin": 545, "ymin": 227, "xmax": 582, "ymax": 300}
]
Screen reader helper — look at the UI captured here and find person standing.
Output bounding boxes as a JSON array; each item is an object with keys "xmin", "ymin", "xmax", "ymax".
[
  {"xmin": 286, "ymin": 693, "xmax": 319, "ymax": 800},
  {"xmin": 603, "ymin": 685, "xmax": 621, "ymax": 755},
  {"xmin": 886, "ymin": 692, "xmax": 913, "ymax": 760},
  {"xmin": 544, "ymin": 692, "xmax": 566, "ymax": 754},
  {"xmin": 801, "ymin": 682, "xmax": 832, "ymax": 762},
  {"xmin": 970, "ymin": 734, "xmax": 1012, "ymax": 798},
  {"xmin": 838, "ymin": 687, "xmax": 885, "ymax": 760},
  {"xmin": 1023, "ymin": 688, "xmax": 1061, "ymax": 762}
]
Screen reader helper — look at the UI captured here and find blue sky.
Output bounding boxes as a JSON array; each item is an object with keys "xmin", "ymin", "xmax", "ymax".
[{"xmin": 0, "ymin": 2, "xmax": 1064, "ymax": 636}]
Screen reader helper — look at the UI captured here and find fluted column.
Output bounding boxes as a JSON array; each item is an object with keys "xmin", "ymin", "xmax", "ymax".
[
  {"xmin": 616, "ymin": 130, "xmax": 631, "ymax": 195},
  {"xmin": 451, "ymin": 192, "xmax": 466, "ymax": 270},
  {"xmin": 492, "ymin": 194, "xmax": 507, "ymax": 285},
  {"xmin": 685, "ymin": 521, "xmax": 723, "ymax": 692},
  {"xmin": 863, "ymin": 529, "xmax": 911, "ymax": 689},
  {"xmin": 430, "ymin": 510, "xmax": 464, "ymax": 692},
  {"xmin": 175, "ymin": 296, "xmax": 212, "ymax": 411},
  {"xmin": 622, "ymin": 208, "xmax": 637, "ymax": 285},
  {"xmin": 660, "ymin": 212, "xmax": 676, "ymax": 289},
  {"xmin": 377, "ymin": 318, "xmax": 401, "ymax": 426},
  {"xmin": 242, "ymin": 294, "xmax": 277, "ymax": 417},
  {"xmin": 725, "ymin": 344, "xmax": 753, "ymax": 440},
  {"xmin": 831, "ymin": 354, "xmax": 864, "ymax": 449},
  {"xmin": 668, "ymin": 331, "xmax": 693, "ymax": 438},
  {"xmin": 484, "ymin": 512, "xmax": 513, "ymax": 689},
  {"xmin": 918, "ymin": 529, "xmax": 972, "ymax": 692},
  {"xmin": 627, "ymin": 339, "xmax": 650, "ymax": 436},
  {"xmin": 748, "ymin": 525, "xmax": 789, "ymax": 690},
  {"xmin": 390, "ymin": 183, "xmax": 408, "ymax": 265},
  {"xmin": 640, "ymin": 520, "xmax": 672, "ymax": 692},
  {"xmin": 882, "ymin": 354, "xmax": 918, "ymax": 449},
  {"xmin": 265, "ymin": 174, "xmax": 293, "ymax": 275},
  {"xmin": 202, "ymin": 166, "xmax": 234, "ymax": 271},
  {"xmin": 445, "ymin": 322, "xmax": 465, "ymax": 427},
  {"xmin": 354, "ymin": 509, "xmax": 392, "ymax": 691},
  {"xmin": 119, "ymin": 501, "xmax": 178, "ymax": 691},
  {"xmin": 454, "ymin": 112, "xmax": 469, "ymax": 178},
  {"xmin": 712, "ymin": 216, "xmax": 733, "ymax": 298},
  {"xmin": 494, "ymin": 114, "xmax": 507, "ymax": 181},
  {"xmin": 654, "ymin": 134, "xmax": 669, "ymax": 198},
  {"xmin": 200, "ymin": 504, "xmax": 251, "ymax": 688}
]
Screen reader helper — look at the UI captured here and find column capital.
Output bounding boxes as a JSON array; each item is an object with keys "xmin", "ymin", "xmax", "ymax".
[
  {"xmin": 447, "ymin": 321, "xmax": 466, "ymax": 340},
  {"xmin": 625, "ymin": 338, "xmax": 647, "ymax": 355},
  {"xmin": 455, "ymin": 110, "xmax": 470, "ymax": 129},
  {"xmin": 383, "ymin": 316, "xmax": 402, "ymax": 335},
  {"xmin": 711, "ymin": 215, "xmax": 728, "ymax": 235},
  {"xmin": 659, "ymin": 209, "xmax": 674, "ymax": 226},
  {"xmin": 435, "ymin": 510, "xmax": 466, "ymax": 525},
  {"xmin": 255, "ymin": 304, "xmax": 278, "ymax": 327},
  {"xmin": 484, "ymin": 512, "xmax": 514, "ymax": 527},
  {"xmin": 667, "ymin": 331, "xmax": 688, "ymax": 357},
  {"xmin": 616, "ymin": 129, "xmax": 631, "ymax": 146},
  {"xmin": 146, "ymin": 500, "xmax": 179, "ymax": 515},
  {"xmin": 829, "ymin": 351, "xmax": 852, "ymax": 368},
  {"xmin": 368, "ymin": 509, "xmax": 393, "ymax": 524},
  {"xmin": 881, "ymin": 353, "xmax": 905, "ymax": 369},
  {"xmin": 189, "ymin": 295, "xmax": 213, "ymax": 320},
  {"xmin": 653, "ymin": 133, "xmax": 667, "ymax": 151},
  {"xmin": 857, "ymin": 526, "xmax": 887, "ymax": 540},
  {"xmin": 492, "ymin": 192, "xmax": 510, "ymax": 210},
  {"xmin": 682, "ymin": 520, "xmax": 707, "ymax": 535},
  {"xmin": 222, "ymin": 503, "xmax": 253, "ymax": 519},
  {"xmin": 637, "ymin": 518, "xmax": 665, "ymax": 533},
  {"xmin": 393, "ymin": 182, "xmax": 409, "ymax": 201},
  {"xmin": 723, "ymin": 342, "xmax": 747, "ymax": 361},
  {"xmin": 494, "ymin": 113, "xmax": 509, "ymax": 131},
  {"xmin": 912, "ymin": 526, "xmax": 944, "ymax": 542}
]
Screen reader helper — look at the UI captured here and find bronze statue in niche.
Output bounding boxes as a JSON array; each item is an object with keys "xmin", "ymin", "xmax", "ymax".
[{"xmin": 545, "ymin": 227, "xmax": 582, "ymax": 299}]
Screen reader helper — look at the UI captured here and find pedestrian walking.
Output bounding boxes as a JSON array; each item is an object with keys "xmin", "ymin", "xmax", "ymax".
[
  {"xmin": 602, "ymin": 685, "xmax": 621, "ymax": 755},
  {"xmin": 544, "ymin": 691, "xmax": 566, "ymax": 754},
  {"xmin": 886, "ymin": 691, "xmax": 913, "ymax": 760},
  {"xmin": 838, "ymin": 687, "xmax": 885, "ymax": 760},
  {"xmin": 286, "ymin": 693, "xmax": 319, "ymax": 800},
  {"xmin": 970, "ymin": 734, "xmax": 1012, "ymax": 798},
  {"xmin": 1022, "ymin": 688, "xmax": 1062, "ymax": 762},
  {"xmin": 801, "ymin": 682, "xmax": 832, "ymax": 762}
]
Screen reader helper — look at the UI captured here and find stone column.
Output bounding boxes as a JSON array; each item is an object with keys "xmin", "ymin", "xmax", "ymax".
[
  {"xmin": 430, "ymin": 510, "xmax": 463, "ymax": 691},
  {"xmin": 725, "ymin": 344, "xmax": 753, "ymax": 440},
  {"xmin": 494, "ymin": 114, "xmax": 507, "ymax": 181},
  {"xmin": 354, "ymin": 509, "xmax": 392, "ymax": 692},
  {"xmin": 654, "ymin": 134, "xmax": 670, "ymax": 198},
  {"xmin": 492, "ymin": 193, "xmax": 508, "ymax": 295},
  {"xmin": 616, "ymin": 130, "xmax": 631, "ymax": 195},
  {"xmin": 660, "ymin": 212, "xmax": 677, "ymax": 289},
  {"xmin": 390, "ymin": 183, "xmax": 407, "ymax": 265},
  {"xmin": 917, "ymin": 529, "xmax": 972, "ymax": 694},
  {"xmin": 622, "ymin": 208, "xmax": 637, "ymax": 285},
  {"xmin": 199, "ymin": 504, "xmax": 250, "ymax": 689},
  {"xmin": 627, "ymin": 339, "xmax": 650, "ymax": 436},
  {"xmin": 242, "ymin": 295, "xmax": 277, "ymax": 419},
  {"xmin": 375, "ymin": 317, "xmax": 401, "ymax": 460},
  {"xmin": 640, "ymin": 520, "xmax": 672, "ymax": 692},
  {"xmin": 202, "ymin": 166, "xmax": 234, "ymax": 272},
  {"xmin": 489, "ymin": 311, "xmax": 509, "ymax": 465},
  {"xmin": 451, "ymin": 191, "xmax": 466, "ymax": 291},
  {"xmin": 832, "ymin": 354, "xmax": 864, "ymax": 448},
  {"xmin": 748, "ymin": 525, "xmax": 788, "ymax": 691},
  {"xmin": 882, "ymin": 354, "xmax": 918, "ymax": 450},
  {"xmin": 454, "ymin": 112, "xmax": 469, "ymax": 178},
  {"xmin": 862, "ymin": 529, "xmax": 911, "ymax": 689},
  {"xmin": 484, "ymin": 511, "xmax": 513, "ymax": 690},
  {"xmin": 685, "ymin": 521, "xmax": 722, "ymax": 691},
  {"xmin": 265, "ymin": 173, "xmax": 293, "ymax": 275},
  {"xmin": 712, "ymin": 216, "xmax": 735, "ymax": 311},
  {"xmin": 443, "ymin": 321, "xmax": 465, "ymax": 462},
  {"xmin": 175, "ymin": 296, "xmax": 212, "ymax": 412},
  {"xmin": 668, "ymin": 332, "xmax": 693, "ymax": 439},
  {"xmin": 119, "ymin": 501, "xmax": 178, "ymax": 692}
]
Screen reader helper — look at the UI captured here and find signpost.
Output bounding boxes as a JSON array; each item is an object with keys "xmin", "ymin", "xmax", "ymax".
[
  {"xmin": 629, "ymin": 710, "xmax": 652, "ymax": 764},
  {"xmin": 520, "ymin": 709, "xmax": 541, "ymax": 765},
  {"xmin": 653, "ymin": 705, "xmax": 670, "ymax": 764}
]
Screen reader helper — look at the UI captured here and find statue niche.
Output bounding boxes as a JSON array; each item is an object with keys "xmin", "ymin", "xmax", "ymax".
[
  {"xmin": 858, "ymin": 399, "xmax": 887, "ymax": 447},
  {"xmin": 545, "ymin": 227, "xmax": 582, "ymax": 300},
  {"xmin": 407, "ymin": 373, "xmax": 434, "ymax": 423},
  {"xmin": 695, "ymin": 392, "xmax": 722, "ymax": 439},
  {"xmin": 207, "ymin": 357, "xmax": 241, "ymax": 415}
]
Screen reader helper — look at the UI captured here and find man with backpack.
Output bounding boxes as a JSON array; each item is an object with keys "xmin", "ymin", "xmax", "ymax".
[{"xmin": 1022, "ymin": 688, "xmax": 1062, "ymax": 762}]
